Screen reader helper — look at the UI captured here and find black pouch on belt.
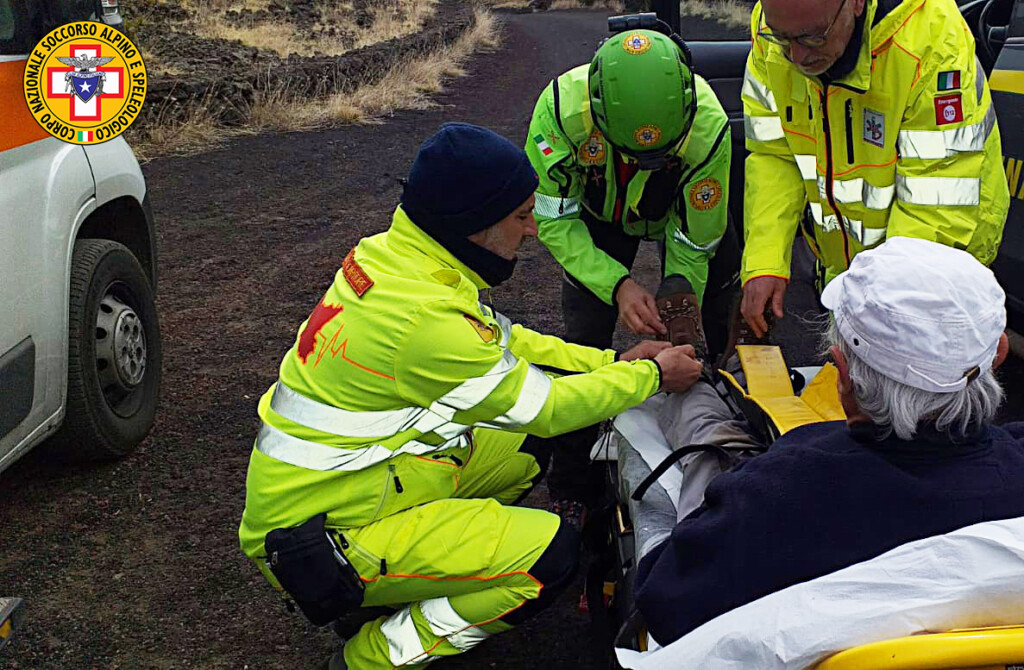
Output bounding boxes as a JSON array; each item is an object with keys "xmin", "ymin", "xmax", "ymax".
[{"xmin": 264, "ymin": 513, "xmax": 365, "ymax": 626}]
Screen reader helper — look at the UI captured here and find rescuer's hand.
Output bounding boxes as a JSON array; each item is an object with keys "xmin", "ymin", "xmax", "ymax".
[
  {"xmin": 741, "ymin": 276, "xmax": 787, "ymax": 338},
  {"xmin": 616, "ymin": 278, "xmax": 667, "ymax": 337},
  {"xmin": 619, "ymin": 340, "xmax": 672, "ymax": 362},
  {"xmin": 654, "ymin": 345, "xmax": 704, "ymax": 393}
]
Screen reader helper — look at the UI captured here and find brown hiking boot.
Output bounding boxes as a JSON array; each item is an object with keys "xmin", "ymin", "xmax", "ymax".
[
  {"xmin": 655, "ymin": 275, "xmax": 708, "ymax": 361},
  {"xmin": 718, "ymin": 295, "xmax": 774, "ymax": 369}
]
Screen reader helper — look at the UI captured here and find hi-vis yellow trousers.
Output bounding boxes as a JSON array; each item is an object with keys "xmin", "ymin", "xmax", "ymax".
[{"xmin": 340, "ymin": 428, "xmax": 576, "ymax": 669}]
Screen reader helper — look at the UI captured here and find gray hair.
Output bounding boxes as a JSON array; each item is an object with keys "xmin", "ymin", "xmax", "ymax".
[{"xmin": 821, "ymin": 319, "xmax": 1003, "ymax": 440}]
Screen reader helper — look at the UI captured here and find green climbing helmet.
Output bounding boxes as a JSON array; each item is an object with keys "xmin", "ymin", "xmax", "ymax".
[{"xmin": 588, "ymin": 28, "xmax": 697, "ymax": 169}]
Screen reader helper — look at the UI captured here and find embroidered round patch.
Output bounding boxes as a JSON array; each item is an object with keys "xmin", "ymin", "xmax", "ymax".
[
  {"xmin": 633, "ymin": 124, "xmax": 662, "ymax": 147},
  {"xmin": 622, "ymin": 32, "xmax": 653, "ymax": 55},
  {"xmin": 22, "ymin": 21, "xmax": 148, "ymax": 145},
  {"xmin": 689, "ymin": 178, "xmax": 723, "ymax": 211},
  {"xmin": 579, "ymin": 131, "xmax": 607, "ymax": 165}
]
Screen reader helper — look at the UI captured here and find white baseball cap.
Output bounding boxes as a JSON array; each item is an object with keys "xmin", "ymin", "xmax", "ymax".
[{"xmin": 820, "ymin": 236, "xmax": 1006, "ymax": 393}]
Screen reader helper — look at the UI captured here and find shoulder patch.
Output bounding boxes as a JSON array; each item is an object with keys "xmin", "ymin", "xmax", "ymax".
[
  {"xmin": 342, "ymin": 249, "xmax": 374, "ymax": 297},
  {"xmin": 934, "ymin": 93, "xmax": 964, "ymax": 126},
  {"xmin": 937, "ymin": 70, "xmax": 961, "ymax": 92},
  {"xmin": 689, "ymin": 177, "xmax": 723, "ymax": 211},
  {"xmin": 579, "ymin": 130, "xmax": 607, "ymax": 165},
  {"xmin": 464, "ymin": 315, "xmax": 496, "ymax": 343}
]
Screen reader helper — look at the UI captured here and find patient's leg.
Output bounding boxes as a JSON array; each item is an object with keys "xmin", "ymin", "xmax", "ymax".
[{"xmin": 658, "ymin": 381, "xmax": 764, "ymax": 521}]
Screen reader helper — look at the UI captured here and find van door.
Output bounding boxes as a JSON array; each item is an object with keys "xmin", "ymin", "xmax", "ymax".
[
  {"xmin": 988, "ymin": 0, "xmax": 1024, "ymax": 332},
  {"xmin": 0, "ymin": 0, "xmax": 95, "ymax": 467}
]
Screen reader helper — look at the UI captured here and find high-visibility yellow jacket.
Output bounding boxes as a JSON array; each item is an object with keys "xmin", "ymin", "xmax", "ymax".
[
  {"xmin": 239, "ymin": 207, "xmax": 660, "ymax": 561},
  {"xmin": 742, "ymin": 0, "xmax": 1008, "ymax": 285},
  {"xmin": 526, "ymin": 64, "xmax": 731, "ymax": 305}
]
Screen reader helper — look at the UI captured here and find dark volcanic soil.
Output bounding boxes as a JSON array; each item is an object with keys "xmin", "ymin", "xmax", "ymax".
[{"xmin": 2, "ymin": 8, "xmax": 1021, "ymax": 670}]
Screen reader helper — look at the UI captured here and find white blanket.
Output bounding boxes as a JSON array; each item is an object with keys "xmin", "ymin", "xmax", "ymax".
[{"xmin": 616, "ymin": 516, "xmax": 1024, "ymax": 669}]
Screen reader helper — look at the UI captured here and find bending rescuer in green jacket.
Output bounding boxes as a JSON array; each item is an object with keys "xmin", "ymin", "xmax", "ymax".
[
  {"xmin": 525, "ymin": 20, "xmax": 736, "ymax": 521},
  {"xmin": 239, "ymin": 124, "xmax": 703, "ymax": 669}
]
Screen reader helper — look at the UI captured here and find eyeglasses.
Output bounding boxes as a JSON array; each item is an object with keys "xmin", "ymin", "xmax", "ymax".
[{"xmin": 757, "ymin": 0, "xmax": 848, "ymax": 49}]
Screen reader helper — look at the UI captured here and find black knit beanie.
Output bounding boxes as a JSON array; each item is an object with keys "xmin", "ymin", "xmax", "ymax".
[{"xmin": 402, "ymin": 123, "xmax": 539, "ymax": 286}]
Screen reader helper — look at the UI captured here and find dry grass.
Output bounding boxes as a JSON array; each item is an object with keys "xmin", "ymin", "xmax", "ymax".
[
  {"xmin": 187, "ymin": 0, "xmax": 439, "ymax": 58},
  {"xmin": 340, "ymin": 1, "xmax": 440, "ymax": 51},
  {"xmin": 252, "ymin": 8, "xmax": 499, "ymax": 128},
  {"xmin": 475, "ymin": 0, "xmax": 623, "ymax": 9},
  {"xmin": 130, "ymin": 8, "xmax": 500, "ymax": 159},
  {"xmin": 127, "ymin": 96, "xmax": 253, "ymax": 161},
  {"xmin": 679, "ymin": 0, "xmax": 751, "ymax": 29}
]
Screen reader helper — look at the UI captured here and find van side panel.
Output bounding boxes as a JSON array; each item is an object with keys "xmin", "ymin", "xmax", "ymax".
[
  {"xmin": 0, "ymin": 57, "xmax": 49, "ymax": 152},
  {"xmin": 0, "ymin": 338, "xmax": 35, "ymax": 439},
  {"xmin": 0, "ymin": 56, "xmax": 96, "ymax": 466}
]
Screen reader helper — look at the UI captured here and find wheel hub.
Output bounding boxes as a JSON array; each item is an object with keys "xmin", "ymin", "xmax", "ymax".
[{"xmin": 96, "ymin": 292, "xmax": 147, "ymax": 392}]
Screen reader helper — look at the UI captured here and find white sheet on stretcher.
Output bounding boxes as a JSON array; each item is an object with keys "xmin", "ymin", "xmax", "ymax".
[
  {"xmin": 615, "ymin": 515, "xmax": 1024, "ymax": 669},
  {"xmin": 612, "ymin": 394, "xmax": 682, "ymax": 505}
]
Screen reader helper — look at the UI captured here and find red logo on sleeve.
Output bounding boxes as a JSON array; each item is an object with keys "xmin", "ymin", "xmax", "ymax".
[
  {"xmin": 297, "ymin": 298, "xmax": 343, "ymax": 364},
  {"xmin": 934, "ymin": 94, "xmax": 964, "ymax": 126},
  {"xmin": 342, "ymin": 249, "xmax": 374, "ymax": 297}
]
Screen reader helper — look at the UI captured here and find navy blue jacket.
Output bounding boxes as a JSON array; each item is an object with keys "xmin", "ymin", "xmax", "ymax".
[{"xmin": 635, "ymin": 420, "xmax": 1024, "ymax": 645}]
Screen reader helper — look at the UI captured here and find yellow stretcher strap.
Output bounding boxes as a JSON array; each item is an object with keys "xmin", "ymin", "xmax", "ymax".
[
  {"xmin": 800, "ymin": 364, "xmax": 846, "ymax": 423},
  {"xmin": 718, "ymin": 345, "xmax": 844, "ymax": 435},
  {"xmin": 737, "ymin": 345, "xmax": 795, "ymax": 397}
]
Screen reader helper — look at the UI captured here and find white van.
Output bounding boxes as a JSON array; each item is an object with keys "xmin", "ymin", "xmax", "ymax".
[{"xmin": 0, "ymin": 0, "xmax": 159, "ymax": 473}]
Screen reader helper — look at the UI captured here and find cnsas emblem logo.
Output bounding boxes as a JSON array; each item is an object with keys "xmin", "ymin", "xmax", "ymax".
[{"xmin": 22, "ymin": 22, "xmax": 147, "ymax": 145}]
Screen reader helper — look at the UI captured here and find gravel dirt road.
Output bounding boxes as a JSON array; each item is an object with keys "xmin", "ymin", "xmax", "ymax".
[{"xmin": 3, "ymin": 8, "xmax": 1021, "ymax": 670}]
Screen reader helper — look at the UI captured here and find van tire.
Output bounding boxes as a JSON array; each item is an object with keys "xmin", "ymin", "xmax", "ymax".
[{"xmin": 53, "ymin": 239, "xmax": 162, "ymax": 460}]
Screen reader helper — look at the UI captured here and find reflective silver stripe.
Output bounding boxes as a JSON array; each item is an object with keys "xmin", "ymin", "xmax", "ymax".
[
  {"xmin": 254, "ymin": 423, "xmax": 467, "ymax": 472},
  {"xmin": 897, "ymin": 106, "xmax": 996, "ymax": 159},
  {"xmin": 976, "ymin": 56, "xmax": 985, "ymax": 103},
  {"xmin": 741, "ymin": 65, "xmax": 777, "ymax": 112},
  {"xmin": 381, "ymin": 606, "xmax": 433, "ymax": 666},
  {"xmin": 745, "ymin": 115, "xmax": 784, "ymax": 142},
  {"xmin": 534, "ymin": 193, "xmax": 578, "ymax": 219},
  {"xmin": 419, "ymin": 598, "xmax": 491, "ymax": 653},
  {"xmin": 271, "ymin": 351, "xmax": 517, "ymax": 439},
  {"xmin": 844, "ymin": 217, "xmax": 887, "ymax": 247},
  {"xmin": 809, "ymin": 203, "xmax": 883, "ymax": 246},
  {"xmin": 818, "ymin": 177, "xmax": 895, "ymax": 210},
  {"xmin": 431, "ymin": 349, "xmax": 519, "ymax": 412},
  {"xmin": 492, "ymin": 310, "xmax": 513, "ymax": 347},
  {"xmin": 264, "ymin": 349, "xmax": 518, "ymax": 463},
  {"xmin": 794, "ymin": 154, "xmax": 817, "ymax": 181},
  {"xmin": 809, "ymin": 202, "xmax": 845, "ymax": 233},
  {"xmin": 672, "ymin": 228, "xmax": 721, "ymax": 253},
  {"xmin": 480, "ymin": 364, "xmax": 552, "ymax": 429},
  {"xmin": 896, "ymin": 176, "xmax": 981, "ymax": 206},
  {"xmin": 271, "ymin": 383, "xmax": 424, "ymax": 437}
]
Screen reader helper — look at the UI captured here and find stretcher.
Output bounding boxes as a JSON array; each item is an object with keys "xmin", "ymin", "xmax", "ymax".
[{"xmin": 590, "ymin": 345, "xmax": 1024, "ymax": 669}]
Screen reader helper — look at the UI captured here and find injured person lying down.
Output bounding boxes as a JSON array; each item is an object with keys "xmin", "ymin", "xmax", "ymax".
[{"xmin": 634, "ymin": 236, "xmax": 1024, "ymax": 646}]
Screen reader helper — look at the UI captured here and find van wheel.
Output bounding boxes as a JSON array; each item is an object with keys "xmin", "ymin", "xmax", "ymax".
[{"xmin": 52, "ymin": 239, "xmax": 162, "ymax": 460}]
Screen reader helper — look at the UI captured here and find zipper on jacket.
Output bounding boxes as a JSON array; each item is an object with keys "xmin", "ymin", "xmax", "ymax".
[
  {"xmin": 843, "ymin": 99, "xmax": 855, "ymax": 165},
  {"xmin": 819, "ymin": 88, "xmax": 852, "ymax": 268},
  {"xmin": 371, "ymin": 463, "xmax": 396, "ymax": 520}
]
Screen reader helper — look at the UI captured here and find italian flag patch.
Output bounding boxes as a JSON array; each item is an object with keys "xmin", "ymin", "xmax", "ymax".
[
  {"xmin": 76, "ymin": 130, "xmax": 94, "ymax": 142},
  {"xmin": 938, "ymin": 70, "xmax": 961, "ymax": 91},
  {"xmin": 534, "ymin": 134, "xmax": 553, "ymax": 156}
]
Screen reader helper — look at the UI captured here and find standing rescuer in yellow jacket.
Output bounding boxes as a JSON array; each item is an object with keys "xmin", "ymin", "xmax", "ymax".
[
  {"xmin": 740, "ymin": 0, "xmax": 1009, "ymax": 336},
  {"xmin": 239, "ymin": 123, "xmax": 703, "ymax": 669}
]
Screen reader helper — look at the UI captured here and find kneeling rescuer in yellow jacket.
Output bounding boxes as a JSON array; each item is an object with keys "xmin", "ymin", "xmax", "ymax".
[{"xmin": 239, "ymin": 123, "xmax": 702, "ymax": 669}]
